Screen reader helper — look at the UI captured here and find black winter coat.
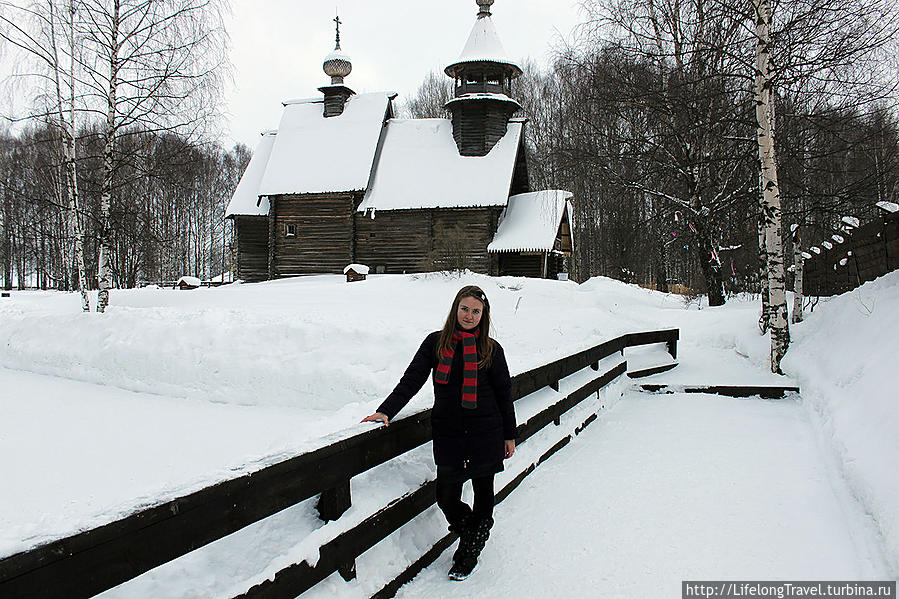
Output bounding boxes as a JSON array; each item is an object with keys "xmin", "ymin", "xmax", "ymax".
[{"xmin": 377, "ymin": 331, "xmax": 517, "ymax": 468}]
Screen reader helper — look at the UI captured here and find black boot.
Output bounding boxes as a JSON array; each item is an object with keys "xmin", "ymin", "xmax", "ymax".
[{"xmin": 448, "ymin": 516, "xmax": 493, "ymax": 581}]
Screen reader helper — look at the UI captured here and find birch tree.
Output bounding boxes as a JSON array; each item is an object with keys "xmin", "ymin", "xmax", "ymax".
[
  {"xmin": 78, "ymin": 0, "xmax": 228, "ymax": 312},
  {"xmin": 790, "ymin": 225, "xmax": 803, "ymax": 323},
  {"xmin": 56, "ymin": 0, "xmax": 89, "ymax": 309},
  {"xmin": 750, "ymin": 0, "xmax": 897, "ymax": 370},
  {"xmin": 753, "ymin": 0, "xmax": 790, "ymax": 371},
  {"xmin": 0, "ymin": 0, "xmax": 90, "ymax": 307}
]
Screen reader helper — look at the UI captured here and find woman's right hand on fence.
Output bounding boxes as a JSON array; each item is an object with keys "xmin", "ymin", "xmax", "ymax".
[{"xmin": 361, "ymin": 412, "xmax": 389, "ymax": 426}]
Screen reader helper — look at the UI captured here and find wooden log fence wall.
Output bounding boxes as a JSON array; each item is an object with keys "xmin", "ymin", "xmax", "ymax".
[
  {"xmin": 0, "ymin": 329, "xmax": 679, "ymax": 599},
  {"xmin": 803, "ymin": 209, "xmax": 899, "ymax": 296}
]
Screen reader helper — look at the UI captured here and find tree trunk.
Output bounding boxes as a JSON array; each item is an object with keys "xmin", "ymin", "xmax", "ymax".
[
  {"xmin": 792, "ymin": 226, "xmax": 804, "ymax": 323},
  {"xmin": 1, "ymin": 196, "xmax": 10, "ymax": 290},
  {"xmin": 52, "ymin": 0, "xmax": 90, "ymax": 310},
  {"xmin": 692, "ymin": 215, "xmax": 725, "ymax": 306},
  {"xmin": 757, "ymin": 206, "xmax": 770, "ymax": 333},
  {"xmin": 656, "ymin": 234, "xmax": 669, "ymax": 293},
  {"xmin": 754, "ymin": 0, "xmax": 790, "ymax": 373},
  {"xmin": 96, "ymin": 0, "xmax": 120, "ymax": 313}
]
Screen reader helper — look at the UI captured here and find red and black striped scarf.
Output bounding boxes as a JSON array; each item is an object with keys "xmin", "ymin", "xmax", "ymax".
[{"xmin": 434, "ymin": 329, "xmax": 479, "ymax": 409}]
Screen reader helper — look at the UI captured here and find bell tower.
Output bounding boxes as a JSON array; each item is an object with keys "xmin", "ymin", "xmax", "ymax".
[{"xmin": 444, "ymin": 0, "xmax": 522, "ymax": 156}]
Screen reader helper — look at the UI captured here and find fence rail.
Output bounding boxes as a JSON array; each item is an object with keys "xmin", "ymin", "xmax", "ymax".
[{"xmin": 0, "ymin": 328, "xmax": 678, "ymax": 599}]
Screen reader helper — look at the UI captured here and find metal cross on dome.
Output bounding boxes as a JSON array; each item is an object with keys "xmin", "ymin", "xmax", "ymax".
[{"xmin": 333, "ymin": 13, "xmax": 342, "ymax": 49}]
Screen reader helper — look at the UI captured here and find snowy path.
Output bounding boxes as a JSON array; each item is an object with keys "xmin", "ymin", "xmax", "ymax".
[{"xmin": 396, "ymin": 390, "xmax": 890, "ymax": 598}]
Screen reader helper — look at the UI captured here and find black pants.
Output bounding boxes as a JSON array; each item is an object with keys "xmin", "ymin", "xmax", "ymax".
[{"xmin": 435, "ymin": 474, "xmax": 495, "ymax": 527}]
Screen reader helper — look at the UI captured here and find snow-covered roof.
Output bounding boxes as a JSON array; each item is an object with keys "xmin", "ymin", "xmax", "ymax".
[
  {"xmin": 445, "ymin": 15, "xmax": 522, "ymax": 76},
  {"xmin": 445, "ymin": 92, "xmax": 521, "ymax": 110},
  {"xmin": 876, "ymin": 200, "xmax": 898, "ymax": 213},
  {"xmin": 343, "ymin": 263, "xmax": 370, "ymax": 275},
  {"xmin": 176, "ymin": 276, "xmax": 202, "ymax": 287},
  {"xmin": 357, "ymin": 118, "xmax": 522, "ymax": 212},
  {"xmin": 257, "ymin": 92, "xmax": 392, "ymax": 196},
  {"xmin": 225, "ymin": 131, "xmax": 276, "ymax": 218},
  {"xmin": 488, "ymin": 190, "xmax": 573, "ymax": 253}
]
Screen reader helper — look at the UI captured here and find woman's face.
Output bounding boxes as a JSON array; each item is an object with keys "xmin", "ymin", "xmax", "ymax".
[{"xmin": 457, "ymin": 296, "xmax": 485, "ymax": 330}]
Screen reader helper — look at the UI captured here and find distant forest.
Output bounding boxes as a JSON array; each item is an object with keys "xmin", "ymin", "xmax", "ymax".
[
  {"xmin": 1, "ymin": 0, "xmax": 896, "ymax": 301},
  {"xmin": 0, "ymin": 127, "xmax": 249, "ymax": 289}
]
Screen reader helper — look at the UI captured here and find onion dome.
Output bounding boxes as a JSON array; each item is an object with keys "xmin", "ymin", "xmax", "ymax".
[
  {"xmin": 323, "ymin": 49, "xmax": 352, "ymax": 85},
  {"xmin": 322, "ymin": 15, "xmax": 352, "ymax": 85}
]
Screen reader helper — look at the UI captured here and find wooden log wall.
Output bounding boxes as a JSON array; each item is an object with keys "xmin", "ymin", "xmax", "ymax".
[
  {"xmin": 354, "ymin": 210, "xmax": 429, "ymax": 273},
  {"xmin": 497, "ymin": 252, "xmax": 543, "ymax": 278},
  {"xmin": 803, "ymin": 210, "xmax": 899, "ymax": 296},
  {"xmin": 233, "ymin": 216, "xmax": 269, "ymax": 283},
  {"xmin": 354, "ymin": 207, "xmax": 502, "ymax": 275},
  {"xmin": 271, "ymin": 193, "xmax": 360, "ymax": 276},
  {"xmin": 510, "ymin": 138, "xmax": 530, "ymax": 196},
  {"xmin": 431, "ymin": 208, "xmax": 495, "ymax": 273},
  {"xmin": 449, "ymin": 100, "xmax": 518, "ymax": 157}
]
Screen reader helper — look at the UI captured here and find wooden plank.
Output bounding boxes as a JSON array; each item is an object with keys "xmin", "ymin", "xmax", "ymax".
[
  {"xmin": 640, "ymin": 384, "xmax": 800, "ymax": 399},
  {"xmin": 624, "ymin": 329, "xmax": 679, "ymax": 350},
  {"xmin": 371, "ymin": 534, "xmax": 458, "ymax": 599},
  {"xmin": 627, "ymin": 362, "xmax": 678, "ymax": 378},
  {"xmin": 234, "ymin": 481, "xmax": 439, "ymax": 599},
  {"xmin": 517, "ymin": 361, "xmax": 626, "ymax": 442}
]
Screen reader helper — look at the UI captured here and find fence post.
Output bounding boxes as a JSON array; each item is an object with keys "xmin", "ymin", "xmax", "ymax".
[
  {"xmin": 666, "ymin": 335, "xmax": 678, "ymax": 359},
  {"xmin": 316, "ymin": 480, "xmax": 355, "ymax": 581}
]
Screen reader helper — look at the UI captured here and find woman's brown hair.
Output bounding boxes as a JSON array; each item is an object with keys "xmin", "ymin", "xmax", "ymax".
[{"xmin": 437, "ymin": 285, "xmax": 495, "ymax": 369}]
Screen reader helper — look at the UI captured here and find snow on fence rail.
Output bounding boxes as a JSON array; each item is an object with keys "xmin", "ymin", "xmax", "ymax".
[{"xmin": 0, "ymin": 329, "xmax": 679, "ymax": 599}]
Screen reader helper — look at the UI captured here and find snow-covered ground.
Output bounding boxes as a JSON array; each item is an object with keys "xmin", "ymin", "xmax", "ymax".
[
  {"xmin": 397, "ymin": 391, "xmax": 888, "ymax": 598},
  {"xmin": 1, "ymin": 270, "xmax": 897, "ymax": 597}
]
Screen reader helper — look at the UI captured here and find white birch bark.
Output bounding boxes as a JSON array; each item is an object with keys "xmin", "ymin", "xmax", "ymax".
[
  {"xmin": 757, "ymin": 173, "xmax": 770, "ymax": 333},
  {"xmin": 754, "ymin": 0, "xmax": 790, "ymax": 372},
  {"xmin": 48, "ymin": 0, "xmax": 90, "ymax": 311},
  {"xmin": 96, "ymin": 0, "xmax": 120, "ymax": 313}
]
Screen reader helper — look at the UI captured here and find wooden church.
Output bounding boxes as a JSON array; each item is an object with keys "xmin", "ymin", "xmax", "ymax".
[{"xmin": 225, "ymin": 0, "xmax": 574, "ymax": 282}]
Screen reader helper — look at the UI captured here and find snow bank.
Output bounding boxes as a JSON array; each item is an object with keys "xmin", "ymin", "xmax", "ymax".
[
  {"xmin": 783, "ymin": 270, "xmax": 899, "ymax": 575},
  {"xmin": 0, "ymin": 273, "xmax": 672, "ymax": 412}
]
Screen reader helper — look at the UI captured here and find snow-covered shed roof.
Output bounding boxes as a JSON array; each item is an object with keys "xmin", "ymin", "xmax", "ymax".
[
  {"xmin": 488, "ymin": 190, "xmax": 574, "ymax": 253},
  {"xmin": 176, "ymin": 276, "xmax": 202, "ymax": 287},
  {"xmin": 445, "ymin": 15, "xmax": 522, "ymax": 76},
  {"xmin": 356, "ymin": 118, "xmax": 522, "ymax": 212},
  {"xmin": 225, "ymin": 131, "xmax": 276, "ymax": 218},
  {"xmin": 257, "ymin": 91, "xmax": 392, "ymax": 196},
  {"xmin": 343, "ymin": 263, "xmax": 370, "ymax": 275}
]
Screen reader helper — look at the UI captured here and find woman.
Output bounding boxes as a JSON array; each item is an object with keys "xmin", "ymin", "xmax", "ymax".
[{"xmin": 362, "ymin": 285, "xmax": 517, "ymax": 581}]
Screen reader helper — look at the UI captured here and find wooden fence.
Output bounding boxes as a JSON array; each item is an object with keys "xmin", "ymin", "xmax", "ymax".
[
  {"xmin": 803, "ymin": 209, "xmax": 899, "ymax": 296},
  {"xmin": 0, "ymin": 329, "xmax": 679, "ymax": 599}
]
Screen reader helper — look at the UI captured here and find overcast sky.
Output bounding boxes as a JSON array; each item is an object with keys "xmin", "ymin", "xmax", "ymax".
[{"xmin": 223, "ymin": 0, "xmax": 585, "ymax": 150}]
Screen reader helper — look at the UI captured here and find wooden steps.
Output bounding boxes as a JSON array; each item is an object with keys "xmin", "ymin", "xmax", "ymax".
[{"xmin": 640, "ymin": 384, "xmax": 800, "ymax": 399}]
